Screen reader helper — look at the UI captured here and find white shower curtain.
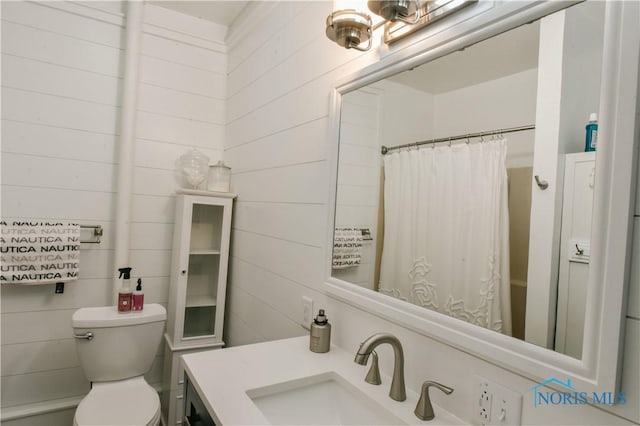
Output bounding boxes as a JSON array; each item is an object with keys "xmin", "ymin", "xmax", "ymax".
[{"xmin": 379, "ymin": 139, "xmax": 512, "ymax": 335}]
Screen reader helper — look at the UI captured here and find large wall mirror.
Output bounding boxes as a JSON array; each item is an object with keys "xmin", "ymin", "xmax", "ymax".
[{"xmin": 326, "ymin": 0, "xmax": 638, "ymax": 394}]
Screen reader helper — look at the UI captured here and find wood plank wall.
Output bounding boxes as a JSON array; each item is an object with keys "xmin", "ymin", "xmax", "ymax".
[{"xmin": 1, "ymin": 1, "xmax": 226, "ymax": 422}]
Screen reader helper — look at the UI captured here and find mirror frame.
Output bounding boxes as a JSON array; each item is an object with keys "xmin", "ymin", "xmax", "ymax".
[{"xmin": 325, "ymin": 0, "xmax": 638, "ymax": 394}]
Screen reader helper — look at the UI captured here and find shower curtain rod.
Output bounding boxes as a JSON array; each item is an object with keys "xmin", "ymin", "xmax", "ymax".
[{"xmin": 380, "ymin": 124, "xmax": 536, "ymax": 155}]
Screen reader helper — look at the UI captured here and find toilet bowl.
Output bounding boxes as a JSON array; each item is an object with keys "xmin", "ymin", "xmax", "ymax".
[
  {"xmin": 73, "ymin": 377, "xmax": 161, "ymax": 426},
  {"xmin": 72, "ymin": 304, "xmax": 166, "ymax": 426}
]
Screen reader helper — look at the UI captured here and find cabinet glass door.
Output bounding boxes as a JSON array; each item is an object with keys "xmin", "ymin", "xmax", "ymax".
[{"xmin": 184, "ymin": 203, "xmax": 223, "ymax": 338}]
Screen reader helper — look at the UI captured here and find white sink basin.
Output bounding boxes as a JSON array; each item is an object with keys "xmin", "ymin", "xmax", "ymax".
[{"xmin": 247, "ymin": 372, "xmax": 407, "ymax": 425}]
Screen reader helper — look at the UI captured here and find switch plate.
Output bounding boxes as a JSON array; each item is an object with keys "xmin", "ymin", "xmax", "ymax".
[
  {"xmin": 474, "ymin": 376, "xmax": 522, "ymax": 426},
  {"xmin": 301, "ymin": 296, "xmax": 313, "ymax": 330}
]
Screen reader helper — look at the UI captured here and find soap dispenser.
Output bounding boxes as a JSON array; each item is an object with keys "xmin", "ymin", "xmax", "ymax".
[
  {"xmin": 309, "ymin": 309, "xmax": 331, "ymax": 353},
  {"xmin": 132, "ymin": 278, "xmax": 144, "ymax": 312},
  {"xmin": 117, "ymin": 267, "xmax": 133, "ymax": 313}
]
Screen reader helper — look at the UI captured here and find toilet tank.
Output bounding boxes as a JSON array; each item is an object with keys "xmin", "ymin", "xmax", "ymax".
[{"xmin": 72, "ymin": 304, "xmax": 166, "ymax": 382}]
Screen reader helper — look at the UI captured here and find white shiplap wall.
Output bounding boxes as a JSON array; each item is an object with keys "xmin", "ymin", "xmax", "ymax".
[
  {"xmin": 224, "ymin": 0, "xmax": 377, "ymax": 346},
  {"xmin": 332, "ymin": 87, "xmax": 382, "ymax": 289},
  {"xmin": 224, "ymin": 2, "xmax": 639, "ymax": 425},
  {"xmin": 1, "ymin": 2, "xmax": 125, "ymax": 415},
  {"xmin": 0, "ymin": 2, "xmax": 226, "ymax": 423}
]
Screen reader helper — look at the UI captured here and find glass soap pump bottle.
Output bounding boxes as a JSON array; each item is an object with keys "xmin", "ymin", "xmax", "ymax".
[{"xmin": 309, "ymin": 309, "xmax": 331, "ymax": 353}]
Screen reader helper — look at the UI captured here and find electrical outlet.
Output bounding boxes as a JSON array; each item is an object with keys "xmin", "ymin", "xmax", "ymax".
[
  {"xmin": 474, "ymin": 376, "xmax": 522, "ymax": 426},
  {"xmin": 301, "ymin": 296, "xmax": 313, "ymax": 330},
  {"xmin": 477, "ymin": 380, "xmax": 492, "ymax": 424}
]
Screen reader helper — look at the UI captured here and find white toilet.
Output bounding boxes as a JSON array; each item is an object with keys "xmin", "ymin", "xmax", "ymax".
[{"xmin": 72, "ymin": 304, "xmax": 167, "ymax": 426}]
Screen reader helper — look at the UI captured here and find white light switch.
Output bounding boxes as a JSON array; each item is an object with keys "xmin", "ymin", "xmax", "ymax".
[{"xmin": 301, "ymin": 296, "xmax": 313, "ymax": 330}]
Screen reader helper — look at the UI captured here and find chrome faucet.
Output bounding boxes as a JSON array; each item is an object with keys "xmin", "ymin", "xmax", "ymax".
[{"xmin": 354, "ymin": 333, "xmax": 406, "ymax": 401}]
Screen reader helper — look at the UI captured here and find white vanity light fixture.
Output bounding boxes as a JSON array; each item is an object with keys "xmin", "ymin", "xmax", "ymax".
[{"xmin": 326, "ymin": 0, "xmax": 421, "ymax": 51}]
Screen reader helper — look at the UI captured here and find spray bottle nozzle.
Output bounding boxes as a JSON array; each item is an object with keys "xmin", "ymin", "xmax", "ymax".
[{"xmin": 118, "ymin": 267, "xmax": 132, "ymax": 279}]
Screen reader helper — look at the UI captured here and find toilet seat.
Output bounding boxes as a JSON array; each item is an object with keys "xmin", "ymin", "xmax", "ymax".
[{"xmin": 74, "ymin": 376, "xmax": 160, "ymax": 426}]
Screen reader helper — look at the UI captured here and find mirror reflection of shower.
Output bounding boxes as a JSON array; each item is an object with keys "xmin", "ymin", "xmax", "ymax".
[{"xmin": 332, "ymin": 0, "xmax": 604, "ymax": 359}]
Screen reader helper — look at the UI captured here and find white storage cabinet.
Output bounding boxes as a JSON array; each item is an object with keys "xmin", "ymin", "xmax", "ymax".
[{"xmin": 162, "ymin": 190, "xmax": 236, "ymax": 426}]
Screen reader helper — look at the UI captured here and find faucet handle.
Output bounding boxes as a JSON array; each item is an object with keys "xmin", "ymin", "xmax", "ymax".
[
  {"xmin": 414, "ymin": 381, "xmax": 454, "ymax": 421},
  {"xmin": 364, "ymin": 350, "xmax": 381, "ymax": 385}
]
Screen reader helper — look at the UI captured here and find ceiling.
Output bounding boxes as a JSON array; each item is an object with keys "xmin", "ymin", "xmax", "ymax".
[
  {"xmin": 389, "ymin": 20, "xmax": 540, "ymax": 94},
  {"xmin": 150, "ymin": 1, "xmax": 249, "ymax": 27}
]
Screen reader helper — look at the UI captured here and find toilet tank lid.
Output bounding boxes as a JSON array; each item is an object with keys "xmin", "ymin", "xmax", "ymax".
[{"xmin": 72, "ymin": 304, "xmax": 166, "ymax": 328}]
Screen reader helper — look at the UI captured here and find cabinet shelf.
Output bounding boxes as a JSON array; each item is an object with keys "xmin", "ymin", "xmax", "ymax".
[
  {"xmin": 186, "ymin": 295, "xmax": 217, "ymax": 308},
  {"xmin": 190, "ymin": 249, "xmax": 221, "ymax": 256}
]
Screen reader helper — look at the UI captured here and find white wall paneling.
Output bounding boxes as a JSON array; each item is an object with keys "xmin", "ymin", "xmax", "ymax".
[
  {"xmin": 1, "ymin": 1, "xmax": 227, "ymax": 422},
  {"xmin": 0, "ymin": 187, "xmax": 115, "ymax": 221},
  {"xmin": 2, "ymin": 55, "xmax": 121, "ymax": 106},
  {"xmin": 2, "ymin": 121, "xmax": 118, "ymax": 162},
  {"xmin": 1, "ymin": 21, "xmax": 123, "ymax": 76},
  {"xmin": 135, "ymin": 111, "xmax": 225, "ymax": 148},
  {"xmin": 1, "ymin": 407, "xmax": 75, "ymax": 426},
  {"xmin": 2, "ymin": 2, "xmax": 124, "ymax": 415},
  {"xmin": 1, "ymin": 368, "xmax": 89, "ymax": 408},
  {"xmin": 230, "ymin": 257, "xmax": 325, "ymax": 326},
  {"xmin": 140, "ymin": 33, "xmax": 226, "ymax": 73},
  {"xmin": 231, "ymin": 162, "xmax": 327, "ymax": 203},
  {"xmin": 233, "ymin": 201, "xmax": 325, "ymax": 246},
  {"xmin": 226, "ymin": 284, "xmax": 306, "ymax": 342},
  {"xmin": 226, "ymin": 2, "xmax": 310, "ymax": 86},
  {"xmin": 2, "ymin": 153, "xmax": 115, "ymax": 192},
  {"xmin": 231, "ymin": 230, "xmax": 324, "ymax": 289},
  {"xmin": 137, "ymin": 84, "xmax": 224, "ymax": 124},
  {"xmin": 1, "ymin": 1, "xmax": 124, "ymax": 45},
  {"xmin": 139, "ymin": 56, "xmax": 224, "ymax": 99},
  {"xmin": 3, "ymin": 88, "xmax": 119, "ymax": 134},
  {"xmin": 225, "ymin": 117, "xmax": 327, "ymax": 173},
  {"xmin": 131, "ymin": 194, "xmax": 176, "ymax": 224}
]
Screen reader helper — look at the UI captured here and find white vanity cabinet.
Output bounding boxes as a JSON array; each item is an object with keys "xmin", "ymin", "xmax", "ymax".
[{"xmin": 162, "ymin": 190, "xmax": 236, "ymax": 426}]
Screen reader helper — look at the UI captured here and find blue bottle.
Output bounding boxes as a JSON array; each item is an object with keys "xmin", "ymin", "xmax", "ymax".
[{"xmin": 585, "ymin": 113, "xmax": 598, "ymax": 152}]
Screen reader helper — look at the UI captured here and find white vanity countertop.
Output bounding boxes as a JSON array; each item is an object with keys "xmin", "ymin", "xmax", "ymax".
[{"xmin": 181, "ymin": 336, "xmax": 465, "ymax": 425}]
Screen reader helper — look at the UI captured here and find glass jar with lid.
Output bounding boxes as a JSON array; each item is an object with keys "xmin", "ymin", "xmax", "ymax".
[{"xmin": 207, "ymin": 161, "xmax": 231, "ymax": 192}]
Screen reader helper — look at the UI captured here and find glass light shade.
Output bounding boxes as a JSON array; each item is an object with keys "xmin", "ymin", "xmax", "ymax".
[
  {"xmin": 179, "ymin": 149, "xmax": 209, "ymax": 189},
  {"xmin": 326, "ymin": 10, "xmax": 373, "ymax": 51},
  {"xmin": 368, "ymin": 0, "xmax": 421, "ymax": 23}
]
